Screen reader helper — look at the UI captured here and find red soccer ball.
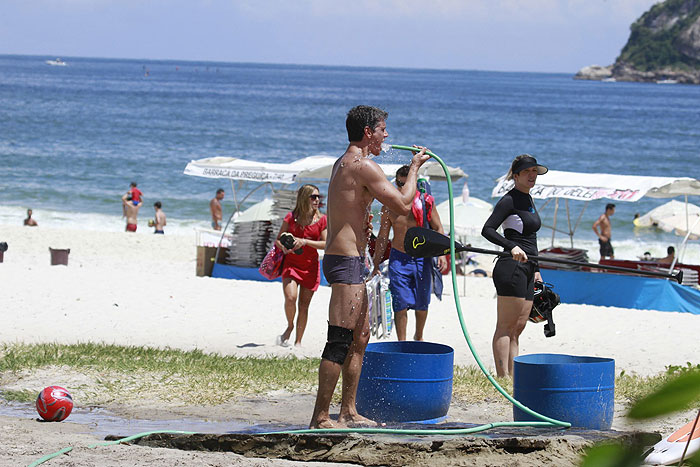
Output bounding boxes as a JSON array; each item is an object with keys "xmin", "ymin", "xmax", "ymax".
[{"xmin": 36, "ymin": 386, "xmax": 73, "ymax": 421}]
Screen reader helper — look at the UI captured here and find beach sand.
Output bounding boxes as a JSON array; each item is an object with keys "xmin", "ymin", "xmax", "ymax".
[{"xmin": 1, "ymin": 224, "xmax": 698, "ymax": 466}]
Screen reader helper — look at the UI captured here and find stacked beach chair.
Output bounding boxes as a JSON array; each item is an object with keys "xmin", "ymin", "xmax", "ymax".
[{"xmin": 224, "ymin": 189, "xmax": 296, "ymax": 268}]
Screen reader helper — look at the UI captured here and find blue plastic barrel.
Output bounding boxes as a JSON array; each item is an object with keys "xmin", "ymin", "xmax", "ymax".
[
  {"xmin": 356, "ymin": 341, "xmax": 454, "ymax": 424},
  {"xmin": 513, "ymin": 353, "xmax": 615, "ymax": 430}
]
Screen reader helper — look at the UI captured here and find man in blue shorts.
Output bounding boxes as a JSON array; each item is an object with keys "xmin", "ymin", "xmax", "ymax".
[{"xmin": 372, "ymin": 166, "xmax": 448, "ymax": 341}]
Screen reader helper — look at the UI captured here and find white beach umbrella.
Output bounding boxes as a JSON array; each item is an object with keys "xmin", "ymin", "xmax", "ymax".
[
  {"xmin": 436, "ymin": 196, "xmax": 493, "ymax": 238},
  {"xmin": 634, "ymin": 199, "xmax": 700, "ymax": 239}
]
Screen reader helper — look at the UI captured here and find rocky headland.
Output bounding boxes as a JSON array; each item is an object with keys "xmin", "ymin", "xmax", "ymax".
[{"xmin": 575, "ymin": 0, "xmax": 700, "ymax": 84}]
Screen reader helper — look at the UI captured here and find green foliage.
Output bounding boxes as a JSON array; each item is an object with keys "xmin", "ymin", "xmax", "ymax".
[
  {"xmin": 666, "ymin": 362, "xmax": 700, "ymax": 376},
  {"xmin": 580, "ymin": 442, "xmax": 643, "ymax": 467},
  {"xmin": 686, "ymin": 450, "xmax": 700, "ymax": 466},
  {"xmin": 580, "ymin": 365, "xmax": 700, "ymax": 467},
  {"xmin": 617, "ymin": 0, "xmax": 700, "ymax": 71}
]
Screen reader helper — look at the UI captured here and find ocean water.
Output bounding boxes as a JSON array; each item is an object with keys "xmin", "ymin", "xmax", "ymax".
[{"xmin": 1, "ymin": 54, "xmax": 699, "ymax": 261}]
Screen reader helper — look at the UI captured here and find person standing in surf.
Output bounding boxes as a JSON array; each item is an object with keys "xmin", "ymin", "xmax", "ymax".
[
  {"xmin": 309, "ymin": 105, "xmax": 430, "ymax": 429},
  {"xmin": 592, "ymin": 203, "xmax": 616, "ymax": 260},
  {"xmin": 122, "ymin": 192, "xmax": 142, "ymax": 232},
  {"xmin": 210, "ymin": 188, "xmax": 225, "ymax": 231},
  {"xmin": 481, "ymin": 154, "xmax": 548, "ymax": 377}
]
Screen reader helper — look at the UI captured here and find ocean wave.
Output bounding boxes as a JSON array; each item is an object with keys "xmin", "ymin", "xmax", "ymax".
[{"xmin": 0, "ymin": 205, "xmax": 210, "ymax": 236}]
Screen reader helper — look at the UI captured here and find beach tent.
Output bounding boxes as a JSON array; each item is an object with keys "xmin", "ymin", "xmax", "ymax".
[
  {"xmin": 492, "ymin": 170, "xmax": 700, "ymax": 248},
  {"xmin": 493, "ymin": 170, "xmax": 700, "ymax": 202}
]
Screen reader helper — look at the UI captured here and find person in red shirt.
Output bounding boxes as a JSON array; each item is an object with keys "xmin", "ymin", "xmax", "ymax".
[
  {"xmin": 274, "ymin": 184, "xmax": 327, "ymax": 347},
  {"xmin": 128, "ymin": 182, "xmax": 143, "ymax": 205}
]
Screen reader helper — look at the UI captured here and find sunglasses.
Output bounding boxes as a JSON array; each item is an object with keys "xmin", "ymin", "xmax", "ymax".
[
  {"xmin": 396, "ymin": 180, "xmax": 405, "ymax": 187},
  {"xmin": 309, "ymin": 194, "xmax": 322, "ymax": 200}
]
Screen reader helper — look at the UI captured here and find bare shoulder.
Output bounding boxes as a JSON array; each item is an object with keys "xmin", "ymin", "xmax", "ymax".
[{"xmin": 335, "ymin": 154, "xmax": 381, "ymax": 179}]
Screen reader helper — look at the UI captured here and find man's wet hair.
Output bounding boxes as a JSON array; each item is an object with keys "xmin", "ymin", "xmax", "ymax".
[
  {"xmin": 154, "ymin": 201, "xmax": 162, "ymax": 208},
  {"xmin": 346, "ymin": 105, "xmax": 388, "ymax": 142},
  {"xmin": 605, "ymin": 203, "xmax": 616, "ymax": 211}
]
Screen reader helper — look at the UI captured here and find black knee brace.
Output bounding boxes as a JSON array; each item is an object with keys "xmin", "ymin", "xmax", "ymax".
[{"xmin": 321, "ymin": 324, "xmax": 353, "ymax": 365}]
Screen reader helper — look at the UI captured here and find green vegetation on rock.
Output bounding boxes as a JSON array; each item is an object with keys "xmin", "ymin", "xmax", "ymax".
[{"xmin": 617, "ymin": 0, "xmax": 700, "ymax": 72}]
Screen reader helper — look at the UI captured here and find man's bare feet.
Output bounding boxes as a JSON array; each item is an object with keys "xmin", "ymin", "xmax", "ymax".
[
  {"xmin": 309, "ymin": 417, "xmax": 341, "ymax": 429},
  {"xmin": 338, "ymin": 413, "xmax": 381, "ymax": 427}
]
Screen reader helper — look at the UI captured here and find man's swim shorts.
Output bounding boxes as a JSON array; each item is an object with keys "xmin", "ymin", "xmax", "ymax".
[
  {"xmin": 599, "ymin": 238, "xmax": 614, "ymax": 257},
  {"xmin": 322, "ymin": 255, "xmax": 365, "ymax": 285},
  {"xmin": 388, "ymin": 248, "xmax": 432, "ymax": 312},
  {"xmin": 126, "ymin": 223, "xmax": 137, "ymax": 232}
]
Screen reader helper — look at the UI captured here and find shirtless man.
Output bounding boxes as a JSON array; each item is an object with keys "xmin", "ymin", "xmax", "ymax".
[
  {"xmin": 658, "ymin": 246, "xmax": 675, "ymax": 265},
  {"xmin": 309, "ymin": 105, "xmax": 430, "ymax": 429},
  {"xmin": 24, "ymin": 209, "xmax": 38, "ymax": 227},
  {"xmin": 153, "ymin": 201, "xmax": 166, "ymax": 234},
  {"xmin": 592, "ymin": 203, "xmax": 615, "ymax": 260},
  {"xmin": 122, "ymin": 193, "xmax": 142, "ymax": 232},
  {"xmin": 371, "ymin": 166, "xmax": 448, "ymax": 341},
  {"xmin": 210, "ymin": 188, "xmax": 224, "ymax": 230}
]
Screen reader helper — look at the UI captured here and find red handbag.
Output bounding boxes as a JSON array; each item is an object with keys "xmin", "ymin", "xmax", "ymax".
[{"xmin": 259, "ymin": 245, "xmax": 284, "ymax": 280}]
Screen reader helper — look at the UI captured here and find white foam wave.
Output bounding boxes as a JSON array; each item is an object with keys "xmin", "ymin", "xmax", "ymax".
[{"xmin": 0, "ymin": 206, "xmax": 210, "ymax": 236}]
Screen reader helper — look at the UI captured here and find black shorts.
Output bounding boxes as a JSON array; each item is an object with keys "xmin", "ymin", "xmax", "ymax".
[
  {"xmin": 322, "ymin": 255, "xmax": 366, "ymax": 285},
  {"xmin": 492, "ymin": 257, "xmax": 535, "ymax": 300},
  {"xmin": 599, "ymin": 238, "xmax": 614, "ymax": 257}
]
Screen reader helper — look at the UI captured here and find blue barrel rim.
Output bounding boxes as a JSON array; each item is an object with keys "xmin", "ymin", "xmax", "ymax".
[
  {"xmin": 365, "ymin": 341, "xmax": 454, "ymax": 356},
  {"xmin": 514, "ymin": 353, "xmax": 615, "ymax": 365}
]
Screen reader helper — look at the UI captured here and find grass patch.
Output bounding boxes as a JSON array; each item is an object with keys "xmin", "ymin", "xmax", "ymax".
[
  {"xmin": 453, "ymin": 365, "xmax": 512, "ymax": 404},
  {"xmin": 616, "ymin": 362, "xmax": 700, "ymax": 406},
  {"xmin": 0, "ymin": 342, "xmax": 320, "ymax": 405},
  {"xmin": 0, "ymin": 389, "xmax": 36, "ymax": 403},
  {"xmin": 1, "ymin": 343, "xmax": 697, "ymax": 409}
]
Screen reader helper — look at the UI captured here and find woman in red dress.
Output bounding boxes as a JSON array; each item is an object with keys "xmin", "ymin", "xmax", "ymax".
[{"xmin": 275, "ymin": 184, "xmax": 327, "ymax": 347}]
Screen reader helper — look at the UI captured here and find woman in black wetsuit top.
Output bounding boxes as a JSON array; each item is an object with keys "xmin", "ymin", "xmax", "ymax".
[{"xmin": 481, "ymin": 154, "xmax": 548, "ymax": 377}]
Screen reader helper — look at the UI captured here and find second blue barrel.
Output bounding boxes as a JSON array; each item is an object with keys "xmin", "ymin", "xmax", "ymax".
[
  {"xmin": 513, "ymin": 353, "xmax": 615, "ymax": 430},
  {"xmin": 356, "ymin": 341, "xmax": 454, "ymax": 423}
]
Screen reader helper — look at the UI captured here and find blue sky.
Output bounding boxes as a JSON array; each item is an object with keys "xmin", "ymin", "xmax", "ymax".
[{"xmin": 1, "ymin": 0, "xmax": 660, "ymax": 72}]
